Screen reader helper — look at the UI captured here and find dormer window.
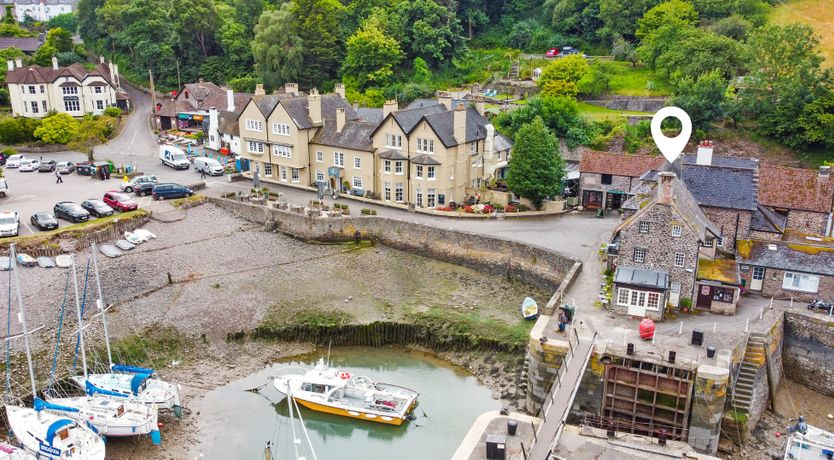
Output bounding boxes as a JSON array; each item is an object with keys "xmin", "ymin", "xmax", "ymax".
[{"xmin": 184, "ymin": 90, "xmax": 189, "ymax": 99}]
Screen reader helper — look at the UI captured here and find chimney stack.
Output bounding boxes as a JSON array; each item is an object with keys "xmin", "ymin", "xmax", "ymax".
[
  {"xmin": 470, "ymin": 95, "xmax": 485, "ymax": 116},
  {"xmin": 254, "ymin": 84, "xmax": 265, "ymax": 96},
  {"xmin": 453, "ymin": 102, "xmax": 467, "ymax": 145},
  {"xmin": 657, "ymin": 172, "xmax": 676, "ymax": 205},
  {"xmin": 7, "ymin": 60, "xmax": 14, "ymax": 71},
  {"xmin": 437, "ymin": 91, "xmax": 452, "ymax": 110},
  {"xmin": 336, "ymin": 107, "xmax": 346, "ymax": 133},
  {"xmin": 334, "ymin": 83, "xmax": 345, "ymax": 98},
  {"xmin": 99, "ymin": 55, "xmax": 105, "ymax": 64},
  {"xmin": 820, "ymin": 165, "xmax": 831, "ymax": 179},
  {"xmin": 226, "ymin": 89, "xmax": 235, "ymax": 112},
  {"xmin": 383, "ymin": 100, "xmax": 398, "ymax": 119},
  {"xmin": 284, "ymin": 82, "xmax": 298, "ymax": 95},
  {"xmin": 696, "ymin": 140, "xmax": 714, "ymax": 166},
  {"xmin": 484, "ymin": 124, "xmax": 495, "ymax": 161},
  {"xmin": 107, "ymin": 60, "xmax": 114, "ymax": 79},
  {"xmin": 353, "ymin": 102, "xmax": 359, "ymax": 110},
  {"xmin": 52, "ymin": 55, "xmax": 58, "ymax": 70},
  {"xmin": 14, "ymin": 58, "xmax": 22, "ymax": 69},
  {"xmin": 308, "ymin": 88, "xmax": 322, "ymax": 125},
  {"xmin": 113, "ymin": 63, "xmax": 120, "ymax": 89}
]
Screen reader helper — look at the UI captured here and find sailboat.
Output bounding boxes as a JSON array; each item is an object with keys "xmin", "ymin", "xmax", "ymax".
[
  {"xmin": 4, "ymin": 244, "xmax": 106, "ymax": 460},
  {"xmin": 264, "ymin": 383, "xmax": 318, "ymax": 460},
  {"xmin": 42, "ymin": 257, "xmax": 161, "ymax": 442},
  {"xmin": 69, "ymin": 244, "xmax": 182, "ymax": 416}
]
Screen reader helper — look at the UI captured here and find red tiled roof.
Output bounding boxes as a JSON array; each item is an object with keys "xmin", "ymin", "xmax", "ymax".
[
  {"xmin": 758, "ymin": 165, "xmax": 834, "ymax": 213},
  {"xmin": 579, "ymin": 151, "xmax": 665, "ymax": 178}
]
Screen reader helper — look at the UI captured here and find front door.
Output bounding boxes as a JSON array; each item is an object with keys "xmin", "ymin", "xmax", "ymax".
[
  {"xmin": 696, "ymin": 284, "xmax": 712, "ymax": 309},
  {"xmin": 751, "ymin": 267, "xmax": 765, "ymax": 291},
  {"xmin": 669, "ymin": 282, "xmax": 681, "ymax": 307}
]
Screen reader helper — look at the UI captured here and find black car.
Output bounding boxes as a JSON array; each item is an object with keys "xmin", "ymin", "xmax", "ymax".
[
  {"xmin": 53, "ymin": 201, "xmax": 90, "ymax": 223},
  {"xmin": 76, "ymin": 161, "xmax": 94, "ymax": 176},
  {"xmin": 81, "ymin": 199, "xmax": 114, "ymax": 218},
  {"xmin": 30, "ymin": 212, "xmax": 58, "ymax": 231},
  {"xmin": 134, "ymin": 182, "xmax": 156, "ymax": 196},
  {"xmin": 38, "ymin": 160, "xmax": 57, "ymax": 172},
  {"xmin": 152, "ymin": 183, "xmax": 193, "ymax": 200}
]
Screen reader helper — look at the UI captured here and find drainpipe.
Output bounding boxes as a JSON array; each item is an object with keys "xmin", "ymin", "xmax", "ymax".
[
  {"xmin": 734, "ymin": 213, "xmax": 740, "ymax": 252},
  {"xmin": 826, "ymin": 212, "xmax": 832, "ymax": 237}
]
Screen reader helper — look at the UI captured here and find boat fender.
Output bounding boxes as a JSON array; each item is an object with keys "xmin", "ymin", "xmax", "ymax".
[{"xmin": 339, "ymin": 372, "xmax": 351, "ymax": 380}]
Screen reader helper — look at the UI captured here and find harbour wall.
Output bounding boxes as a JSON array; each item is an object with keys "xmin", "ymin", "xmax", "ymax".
[{"xmin": 783, "ymin": 311, "xmax": 834, "ymax": 397}]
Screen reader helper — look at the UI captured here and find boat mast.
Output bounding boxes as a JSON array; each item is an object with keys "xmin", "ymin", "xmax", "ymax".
[
  {"xmin": 71, "ymin": 256, "xmax": 88, "ymax": 378},
  {"xmin": 10, "ymin": 245, "xmax": 37, "ymax": 399},
  {"xmin": 90, "ymin": 243, "xmax": 113, "ymax": 369},
  {"xmin": 287, "ymin": 386, "xmax": 303, "ymax": 460}
]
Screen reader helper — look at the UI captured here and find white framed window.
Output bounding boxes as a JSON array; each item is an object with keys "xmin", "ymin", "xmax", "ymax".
[
  {"xmin": 631, "ymin": 291, "xmax": 646, "ymax": 309},
  {"xmin": 39, "ymin": 85, "xmax": 44, "ymax": 93},
  {"xmin": 334, "ymin": 152, "xmax": 344, "ymax": 167},
  {"xmin": 427, "ymin": 188, "xmax": 436, "ymax": 207},
  {"xmin": 671, "ymin": 282, "xmax": 681, "ymax": 295},
  {"xmin": 416, "ymin": 187, "xmax": 423, "ymax": 207},
  {"xmin": 383, "ymin": 160, "xmax": 391, "ymax": 174},
  {"xmin": 782, "ymin": 272, "xmax": 820, "ymax": 293},
  {"xmin": 280, "ymin": 166, "xmax": 287, "ymax": 181},
  {"xmin": 703, "ymin": 237, "xmax": 715, "ymax": 248},
  {"xmin": 671, "ymin": 225, "xmax": 682, "ymax": 237},
  {"xmin": 416, "ymin": 165, "xmax": 423, "ymax": 179},
  {"xmin": 263, "ymin": 163, "xmax": 273, "ymax": 176},
  {"xmin": 395, "ymin": 183, "xmax": 403, "ymax": 202},
  {"xmin": 639, "ymin": 222, "xmax": 649, "ymax": 234},
  {"xmin": 30, "ymin": 101, "xmax": 38, "ymax": 114},
  {"xmin": 633, "ymin": 247, "xmax": 646, "ymax": 263},
  {"xmin": 27, "ymin": 85, "xmax": 34, "ymax": 94},
  {"xmin": 291, "ymin": 168, "xmax": 299, "ymax": 182},
  {"xmin": 616, "ymin": 288, "xmax": 661, "ymax": 311},
  {"xmin": 427, "ymin": 166, "xmax": 436, "ymax": 180},
  {"xmin": 353, "ymin": 157, "xmax": 361, "ymax": 169},
  {"xmin": 64, "ymin": 100, "xmax": 80, "ymax": 112},
  {"xmin": 385, "ymin": 133, "xmax": 402, "ymax": 149},
  {"xmin": 395, "ymin": 161, "xmax": 403, "ymax": 175},
  {"xmin": 716, "ymin": 237, "xmax": 724, "ymax": 248},
  {"xmin": 274, "ymin": 145, "xmax": 291, "ymax": 158},
  {"xmin": 352, "ymin": 176, "xmax": 362, "ymax": 188},
  {"xmin": 470, "ymin": 143, "xmax": 477, "ymax": 154},
  {"xmin": 315, "ymin": 170, "xmax": 324, "ymax": 182},
  {"xmin": 96, "ymin": 100, "xmax": 104, "ymax": 110},
  {"xmin": 674, "ymin": 252, "xmax": 685, "ymax": 267},
  {"xmin": 247, "ymin": 141, "xmax": 264, "ymax": 153},
  {"xmin": 62, "ymin": 86, "xmax": 78, "ymax": 95},
  {"xmin": 416, "ymin": 138, "xmax": 434, "ymax": 153},
  {"xmin": 384, "ymin": 182, "xmax": 391, "ymax": 201},
  {"xmin": 315, "ymin": 151, "xmax": 323, "ymax": 162},
  {"xmin": 94, "ymin": 86, "xmax": 102, "ymax": 94},
  {"xmin": 647, "ymin": 292, "xmax": 661, "ymax": 310},
  {"xmin": 246, "ymin": 119, "xmax": 263, "ymax": 132},
  {"xmin": 41, "ymin": 101, "xmax": 47, "ymax": 112},
  {"xmin": 617, "ymin": 288, "xmax": 630, "ymax": 306},
  {"xmin": 272, "ymin": 122, "xmax": 291, "ymax": 136}
]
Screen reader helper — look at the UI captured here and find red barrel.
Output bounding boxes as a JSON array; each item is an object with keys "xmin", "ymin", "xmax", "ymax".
[{"xmin": 639, "ymin": 318, "xmax": 655, "ymax": 340}]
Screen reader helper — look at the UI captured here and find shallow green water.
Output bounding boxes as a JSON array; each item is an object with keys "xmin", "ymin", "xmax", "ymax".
[{"xmin": 195, "ymin": 347, "xmax": 501, "ymax": 460}]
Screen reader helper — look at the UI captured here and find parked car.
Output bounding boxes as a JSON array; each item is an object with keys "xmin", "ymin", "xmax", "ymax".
[
  {"xmin": 120, "ymin": 175, "xmax": 158, "ymax": 193},
  {"xmin": 18, "ymin": 159, "xmax": 40, "ymax": 172},
  {"xmin": 38, "ymin": 160, "xmax": 57, "ymax": 172},
  {"xmin": 81, "ymin": 199, "xmax": 115, "ymax": 218},
  {"xmin": 0, "ymin": 212, "xmax": 19, "ymax": 237},
  {"xmin": 0, "ymin": 179, "xmax": 8, "ymax": 198},
  {"xmin": 560, "ymin": 46, "xmax": 581, "ymax": 56},
  {"xmin": 160, "ymin": 146, "xmax": 190, "ymax": 170},
  {"xmin": 5, "ymin": 154, "xmax": 25, "ymax": 168},
  {"xmin": 133, "ymin": 182, "xmax": 156, "ymax": 196},
  {"xmin": 545, "ymin": 47, "xmax": 560, "ymax": 58},
  {"xmin": 103, "ymin": 191, "xmax": 138, "ymax": 212},
  {"xmin": 30, "ymin": 212, "xmax": 58, "ymax": 231},
  {"xmin": 152, "ymin": 183, "xmax": 193, "ymax": 200},
  {"xmin": 76, "ymin": 161, "xmax": 94, "ymax": 175},
  {"xmin": 56, "ymin": 161, "xmax": 75, "ymax": 174},
  {"xmin": 53, "ymin": 201, "xmax": 90, "ymax": 223},
  {"xmin": 193, "ymin": 157, "xmax": 224, "ymax": 176}
]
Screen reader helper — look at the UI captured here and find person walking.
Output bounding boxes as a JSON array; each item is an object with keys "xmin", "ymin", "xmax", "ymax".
[
  {"xmin": 558, "ymin": 309, "xmax": 568, "ymax": 333},
  {"xmin": 55, "ymin": 170, "xmax": 63, "ymax": 184},
  {"xmin": 200, "ymin": 167, "xmax": 207, "ymax": 180}
]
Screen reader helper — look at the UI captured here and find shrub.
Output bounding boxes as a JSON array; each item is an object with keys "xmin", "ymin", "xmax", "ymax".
[
  {"xmin": 493, "ymin": 204, "xmax": 504, "ymax": 210},
  {"xmin": 680, "ymin": 297, "xmax": 692, "ymax": 310},
  {"xmin": 34, "ymin": 113, "xmax": 78, "ymax": 144},
  {"xmin": 463, "ymin": 205, "xmax": 474, "ymax": 213},
  {"xmin": 435, "ymin": 206, "xmax": 453, "ymax": 212},
  {"xmin": 0, "ymin": 117, "xmax": 41, "ymax": 144},
  {"xmin": 103, "ymin": 107, "xmax": 122, "ymax": 117},
  {"xmin": 517, "ymin": 204, "xmax": 531, "ymax": 212},
  {"xmin": 0, "ymin": 147, "xmax": 16, "ymax": 157},
  {"xmin": 360, "ymin": 208, "xmax": 377, "ymax": 215},
  {"xmin": 505, "ymin": 204, "xmax": 517, "ymax": 213}
]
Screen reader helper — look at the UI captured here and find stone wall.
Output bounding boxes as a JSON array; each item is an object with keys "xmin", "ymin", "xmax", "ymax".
[
  {"xmin": 579, "ymin": 173, "xmax": 640, "ymax": 205},
  {"xmin": 208, "ymin": 197, "xmax": 581, "ymax": 294},
  {"xmin": 783, "ymin": 311, "xmax": 834, "ymax": 397},
  {"xmin": 700, "ymin": 206, "xmax": 752, "ymax": 252},
  {"xmin": 786, "ymin": 210, "xmax": 829, "ymax": 236},
  {"xmin": 582, "ymin": 96, "xmax": 668, "ymax": 113},
  {"xmin": 741, "ymin": 267, "xmax": 834, "ymax": 302},
  {"xmin": 749, "ymin": 230, "xmax": 781, "ymax": 242}
]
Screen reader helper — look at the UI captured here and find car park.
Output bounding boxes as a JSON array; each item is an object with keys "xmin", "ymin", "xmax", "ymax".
[
  {"xmin": 5, "ymin": 154, "xmax": 25, "ymax": 168},
  {"xmin": 56, "ymin": 161, "xmax": 75, "ymax": 174},
  {"xmin": 18, "ymin": 159, "xmax": 40, "ymax": 172},
  {"xmin": 38, "ymin": 160, "xmax": 57, "ymax": 172},
  {"xmin": 53, "ymin": 201, "xmax": 90, "ymax": 223},
  {"xmin": 0, "ymin": 212, "xmax": 19, "ymax": 237},
  {"xmin": 120, "ymin": 175, "xmax": 158, "ymax": 193},
  {"xmin": 81, "ymin": 199, "xmax": 115, "ymax": 218},
  {"xmin": 30, "ymin": 212, "xmax": 58, "ymax": 231},
  {"xmin": 152, "ymin": 183, "xmax": 193, "ymax": 200},
  {"xmin": 133, "ymin": 182, "xmax": 156, "ymax": 196},
  {"xmin": 103, "ymin": 191, "xmax": 138, "ymax": 212}
]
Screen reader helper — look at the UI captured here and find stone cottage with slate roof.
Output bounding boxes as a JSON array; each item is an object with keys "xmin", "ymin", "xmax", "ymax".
[
  {"xmin": 578, "ymin": 151, "xmax": 665, "ymax": 210},
  {"xmin": 757, "ymin": 165, "xmax": 833, "ymax": 236}
]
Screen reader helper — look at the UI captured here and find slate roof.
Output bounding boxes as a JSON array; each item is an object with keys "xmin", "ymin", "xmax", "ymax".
[
  {"xmin": 495, "ymin": 133, "xmax": 513, "ymax": 152},
  {"xmin": 6, "ymin": 62, "xmax": 115, "ymax": 85},
  {"xmin": 758, "ymin": 165, "xmax": 834, "ymax": 213},
  {"xmin": 579, "ymin": 151, "xmax": 665, "ymax": 178},
  {"xmin": 377, "ymin": 149, "xmax": 408, "ymax": 160},
  {"xmin": 355, "ymin": 107, "xmax": 383, "ymax": 124},
  {"xmin": 422, "ymin": 107, "xmax": 491, "ymax": 147},
  {"xmin": 410, "ymin": 153, "xmax": 442, "ymax": 165},
  {"xmin": 310, "ymin": 102, "xmax": 375, "ymax": 152},
  {"xmin": 0, "ymin": 36, "xmax": 43, "ymax": 53},
  {"xmin": 389, "ymin": 104, "xmax": 447, "ymax": 133},
  {"xmin": 162, "ymin": 81, "xmax": 249, "ymax": 115},
  {"xmin": 614, "ymin": 266, "xmax": 669, "ymax": 290},
  {"xmin": 681, "ymin": 164, "xmax": 758, "ymax": 211},
  {"xmin": 737, "ymin": 240, "xmax": 834, "ymax": 276},
  {"xmin": 750, "ymin": 205, "xmax": 787, "ymax": 233},
  {"xmin": 682, "ymin": 154, "xmax": 757, "ymax": 170}
]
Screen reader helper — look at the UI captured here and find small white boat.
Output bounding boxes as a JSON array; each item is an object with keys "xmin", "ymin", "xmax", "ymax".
[
  {"xmin": 274, "ymin": 358, "xmax": 419, "ymax": 426},
  {"xmin": 38, "ymin": 397, "xmax": 160, "ymax": 442},
  {"xmin": 133, "ymin": 229, "xmax": 156, "ymax": 240},
  {"xmin": 5, "ymin": 405, "xmax": 105, "ymax": 460},
  {"xmin": 784, "ymin": 422, "xmax": 834, "ymax": 459},
  {"xmin": 71, "ymin": 373, "xmax": 182, "ymax": 416},
  {"xmin": 521, "ymin": 297, "xmax": 538, "ymax": 320},
  {"xmin": 54, "ymin": 255, "xmax": 72, "ymax": 268}
]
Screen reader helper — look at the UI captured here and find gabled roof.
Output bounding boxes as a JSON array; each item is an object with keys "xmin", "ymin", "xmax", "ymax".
[
  {"xmin": 421, "ymin": 107, "xmax": 490, "ymax": 148},
  {"xmin": 217, "ymin": 111, "xmax": 239, "ymax": 137},
  {"xmin": 579, "ymin": 151, "xmax": 665, "ymax": 178},
  {"xmin": 737, "ymin": 239, "xmax": 834, "ymax": 276},
  {"xmin": 310, "ymin": 101, "xmax": 375, "ymax": 152},
  {"xmin": 389, "ymin": 104, "xmax": 446, "ymax": 134},
  {"xmin": 682, "ymin": 154, "xmax": 757, "ymax": 170},
  {"xmin": 681, "ymin": 165, "xmax": 758, "ymax": 211},
  {"xmin": 495, "ymin": 133, "xmax": 513, "ymax": 152},
  {"xmin": 758, "ymin": 165, "xmax": 834, "ymax": 213},
  {"xmin": 614, "ymin": 266, "xmax": 669, "ymax": 290},
  {"xmin": 175, "ymin": 80, "xmax": 250, "ymax": 114},
  {"xmin": 355, "ymin": 107, "xmax": 383, "ymax": 124},
  {"xmin": 750, "ymin": 205, "xmax": 787, "ymax": 233},
  {"xmin": 410, "ymin": 153, "xmax": 442, "ymax": 165},
  {"xmin": 0, "ymin": 36, "xmax": 43, "ymax": 53},
  {"xmin": 6, "ymin": 62, "xmax": 116, "ymax": 86}
]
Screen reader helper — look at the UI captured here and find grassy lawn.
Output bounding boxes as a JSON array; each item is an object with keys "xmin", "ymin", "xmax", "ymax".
[
  {"xmin": 606, "ymin": 62, "xmax": 672, "ymax": 97},
  {"xmin": 771, "ymin": 0, "xmax": 834, "ymax": 68},
  {"xmin": 577, "ymin": 102, "xmax": 652, "ymax": 121}
]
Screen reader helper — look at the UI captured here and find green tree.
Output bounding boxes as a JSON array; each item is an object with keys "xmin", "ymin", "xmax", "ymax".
[
  {"xmin": 654, "ymin": 28, "xmax": 748, "ymax": 82},
  {"xmin": 78, "ymin": 0, "xmax": 105, "ymax": 44},
  {"xmin": 0, "ymin": 22, "xmax": 34, "ymax": 37},
  {"xmin": 612, "ymin": 37, "xmax": 637, "ymax": 65},
  {"xmin": 252, "ymin": 5, "xmax": 303, "ymax": 91},
  {"xmin": 544, "ymin": 0, "xmax": 603, "ymax": 43},
  {"xmin": 216, "ymin": 3, "xmax": 253, "ymax": 78},
  {"xmin": 170, "ymin": 0, "xmax": 216, "ymax": 57},
  {"xmin": 670, "ymin": 70, "xmax": 727, "ymax": 131},
  {"xmin": 598, "ymin": 0, "xmax": 664, "ymax": 41},
  {"xmin": 228, "ymin": 75, "xmax": 258, "ymax": 93},
  {"xmin": 32, "ymin": 44, "xmax": 58, "ymax": 67},
  {"xmin": 412, "ymin": 57, "xmax": 431, "ymax": 84},
  {"xmin": 34, "ymin": 113, "xmax": 79, "ymax": 144},
  {"xmin": 635, "ymin": 0, "xmax": 697, "ymax": 41},
  {"xmin": 506, "ymin": 117, "xmax": 565, "ymax": 209},
  {"xmin": 56, "ymin": 51, "xmax": 84, "ymax": 66},
  {"xmin": 0, "ymin": 118, "xmax": 40, "ymax": 144},
  {"xmin": 494, "ymin": 95, "xmax": 593, "ymax": 148},
  {"xmin": 707, "ymin": 15, "xmax": 752, "ymax": 41},
  {"xmin": 46, "ymin": 13, "xmax": 78, "ymax": 32},
  {"xmin": 796, "ymin": 91, "xmax": 834, "ymax": 148},
  {"xmin": 578, "ymin": 61, "xmax": 613, "ymax": 97},
  {"xmin": 3, "ymin": 6, "xmax": 14, "ymax": 24},
  {"xmin": 692, "ymin": 0, "xmax": 769, "ymax": 25},
  {"xmin": 0, "ymin": 46, "xmax": 25, "ymax": 63},
  {"xmin": 390, "ymin": 0, "xmax": 464, "ymax": 64},
  {"xmin": 292, "ymin": 0, "xmax": 346, "ymax": 87},
  {"xmin": 342, "ymin": 17, "xmax": 404, "ymax": 88},
  {"xmin": 45, "ymin": 27, "xmax": 73, "ymax": 52},
  {"xmin": 538, "ymin": 54, "xmax": 590, "ymax": 97}
]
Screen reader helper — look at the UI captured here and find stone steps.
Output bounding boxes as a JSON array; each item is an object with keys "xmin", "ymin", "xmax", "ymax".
[{"xmin": 731, "ymin": 337, "xmax": 769, "ymax": 413}]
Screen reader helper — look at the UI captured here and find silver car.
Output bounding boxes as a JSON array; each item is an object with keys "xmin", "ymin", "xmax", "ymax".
[
  {"xmin": 56, "ymin": 161, "xmax": 75, "ymax": 174},
  {"xmin": 119, "ymin": 175, "xmax": 158, "ymax": 193}
]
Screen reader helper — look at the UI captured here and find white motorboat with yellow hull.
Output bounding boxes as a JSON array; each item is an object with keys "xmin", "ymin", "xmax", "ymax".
[{"xmin": 273, "ymin": 359, "xmax": 419, "ymax": 426}]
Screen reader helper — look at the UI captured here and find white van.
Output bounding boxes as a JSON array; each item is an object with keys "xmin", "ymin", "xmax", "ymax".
[
  {"xmin": 193, "ymin": 157, "xmax": 224, "ymax": 176},
  {"xmin": 5, "ymin": 154, "xmax": 25, "ymax": 168},
  {"xmin": 159, "ymin": 146, "xmax": 190, "ymax": 170}
]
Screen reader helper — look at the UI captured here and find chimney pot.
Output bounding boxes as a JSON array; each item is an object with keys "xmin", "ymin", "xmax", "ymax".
[
  {"xmin": 383, "ymin": 100, "xmax": 398, "ymax": 119},
  {"xmin": 51, "ymin": 55, "xmax": 58, "ymax": 70},
  {"xmin": 820, "ymin": 165, "xmax": 831, "ymax": 178},
  {"xmin": 226, "ymin": 89, "xmax": 235, "ymax": 112},
  {"xmin": 14, "ymin": 58, "xmax": 22, "ymax": 69},
  {"xmin": 454, "ymin": 103, "xmax": 467, "ymax": 144},
  {"xmin": 284, "ymin": 82, "xmax": 299, "ymax": 95},
  {"xmin": 334, "ymin": 83, "xmax": 345, "ymax": 98},
  {"xmin": 657, "ymin": 171, "xmax": 676, "ymax": 205},
  {"xmin": 437, "ymin": 91, "xmax": 452, "ymax": 110},
  {"xmin": 254, "ymin": 84, "xmax": 265, "ymax": 96},
  {"xmin": 308, "ymin": 89, "xmax": 322, "ymax": 125},
  {"xmin": 696, "ymin": 140, "xmax": 714, "ymax": 166},
  {"xmin": 7, "ymin": 60, "xmax": 14, "ymax": 71}
]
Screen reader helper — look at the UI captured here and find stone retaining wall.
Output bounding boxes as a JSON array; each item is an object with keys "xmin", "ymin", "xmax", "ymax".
[
  {"xmin": 783, "ymin": 311, "xmax": 834, "ymax": 397},
  {"xmin": 582, "ymin": 96, "xmax": 667, "ymax": 113}
]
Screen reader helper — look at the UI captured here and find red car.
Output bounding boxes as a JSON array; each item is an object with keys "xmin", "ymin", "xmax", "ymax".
[
  {"xmin": 103, "ymin": 191, "xmax": 139, "ymax": 212},
  {"xmin": 545, "ymin": 48, "xmax": 560, "ymax": 58}
]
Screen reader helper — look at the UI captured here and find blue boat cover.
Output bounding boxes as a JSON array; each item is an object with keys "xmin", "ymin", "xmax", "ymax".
[
  {"xmin": 130, "ymin": 373, "xmax": 151, "ymax": 395},
  {"xmin": 34, "ymin": 398, "xmax": 80, "ymax": 414},
  {"xmin": 85, "ymin": 380, "xmax": 125, "ymax": 398},
  {"xmin": 112, "ymin": 364, "xmax": 155, "ymax": 375},
  {"xmin": 45, "ymin": 419, "xmax": 74, "ymax": 445}
]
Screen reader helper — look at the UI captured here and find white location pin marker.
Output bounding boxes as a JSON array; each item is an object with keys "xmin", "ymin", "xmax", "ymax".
[{"xmin": 650, "ymin": 106, "xmax": 692, "ymax": 164}]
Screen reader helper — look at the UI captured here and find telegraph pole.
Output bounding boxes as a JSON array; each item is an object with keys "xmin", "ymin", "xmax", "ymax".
[{"xmin": 148, "ymin": 69, "xmax": 157, "ymax": 130}]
